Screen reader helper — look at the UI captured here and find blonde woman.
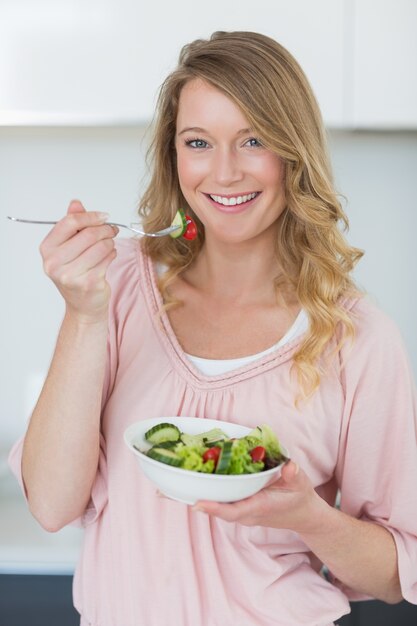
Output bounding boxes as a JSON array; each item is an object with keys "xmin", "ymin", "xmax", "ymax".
[{"xmin": 9, "ymin": 31, "xmax": 417, "ymax": 626}]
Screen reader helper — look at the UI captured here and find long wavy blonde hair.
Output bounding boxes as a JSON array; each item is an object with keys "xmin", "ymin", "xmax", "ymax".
[{"xmin": 139, "ymin": 31, "xmax": 363, "ymax": 397}]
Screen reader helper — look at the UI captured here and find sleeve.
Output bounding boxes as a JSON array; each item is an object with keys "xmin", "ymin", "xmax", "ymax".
[
  {"xmin": 334, "ymin": 299, "xmax": 417, "ymax": 603},
  {"xmin": 8, "ymin": 238, "xmax": 140, "ymax": 528}
]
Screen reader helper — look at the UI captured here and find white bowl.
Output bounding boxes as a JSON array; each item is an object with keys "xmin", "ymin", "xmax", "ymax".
[{"xmin": 124, "ymin": 417, "xmax": 288, "ymax": 505}]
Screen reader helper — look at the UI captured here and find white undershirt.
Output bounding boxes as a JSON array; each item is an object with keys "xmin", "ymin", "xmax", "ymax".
[
  {"xmin": 155, "ymin": 262, "xmax": 308, "ymax": 376},
  {"xmin": 185, "ymin": 309, "xmax": 309, "ymax": 376}
]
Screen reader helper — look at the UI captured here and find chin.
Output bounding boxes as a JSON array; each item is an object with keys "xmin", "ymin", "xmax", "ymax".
[{"xmin": 206, "ymin": 227, "xmax": 266, "ymax": 246}]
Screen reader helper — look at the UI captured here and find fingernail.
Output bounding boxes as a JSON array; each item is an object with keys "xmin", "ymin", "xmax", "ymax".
[
  {"xmin": 192, "ymin": 505, "xmax": 205, "ymax": 513},
  {"xmin": 97, "ymin": 212, "xmax": 110, "ymax": 221},
  {"xmin": 294, "ymin": 463, "xmax": 300, "ymax": 475}
]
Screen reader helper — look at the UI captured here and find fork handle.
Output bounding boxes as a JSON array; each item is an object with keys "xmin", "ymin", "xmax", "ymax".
[
  {"xmin": 7, "ymin": 217, "xmax": 58, "ymax": 225},
  {"xmin": 8, "ymin": 217, "xmax": 122, "ymax": 227}
]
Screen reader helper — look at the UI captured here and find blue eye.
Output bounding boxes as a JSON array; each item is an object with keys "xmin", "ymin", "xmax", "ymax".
[
  {"xmin": 185, "ymin": 138, "xmax": 208, "ymax": 149},
  {"xmin": 246, "ymin": 137, "xmax": 262, "ymax": 147}
]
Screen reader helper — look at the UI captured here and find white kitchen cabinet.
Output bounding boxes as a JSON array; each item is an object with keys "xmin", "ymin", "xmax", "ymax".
[
  {"xmin": 1, "ymin": 0, "xmax": 415, "ymax": 129},
  {"xmin": 0, "ymin": 0, "xmax": 346, "ymax": 126},
  {"xmin": 351, "ymin": 0, "xmax": 417, "ymax": 128}
]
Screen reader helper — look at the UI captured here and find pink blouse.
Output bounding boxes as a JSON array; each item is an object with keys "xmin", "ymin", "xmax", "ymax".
[{"xmin": 9, "ymin": 238, "xmax": 417, "ymax": 626}]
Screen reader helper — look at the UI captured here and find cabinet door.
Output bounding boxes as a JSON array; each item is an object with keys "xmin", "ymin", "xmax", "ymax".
[
  {"xmin": 0, "ymin": 0, "xmax": 345, "ymax": 126},
  {"xmin": 351, "ymin": 0, "xmax": 417, "ymax": 128}
]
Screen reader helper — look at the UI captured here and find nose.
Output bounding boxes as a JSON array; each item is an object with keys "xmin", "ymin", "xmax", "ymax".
[{"xmin": 212, "ymin": 147, "xmax": 244, "ymax": 186}]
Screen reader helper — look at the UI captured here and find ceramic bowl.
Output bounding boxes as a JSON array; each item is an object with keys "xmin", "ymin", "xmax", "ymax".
[{"xmin": 124, "ymin": 416, "xmax": 288, "ymax": 505}]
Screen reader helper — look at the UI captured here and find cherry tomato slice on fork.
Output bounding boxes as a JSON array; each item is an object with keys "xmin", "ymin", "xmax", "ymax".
[{"xmin": 183, "ymin": 215, "xmax": 198, "ymax": 240}]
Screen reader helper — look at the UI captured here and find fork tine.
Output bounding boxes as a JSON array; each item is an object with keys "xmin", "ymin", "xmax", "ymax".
[
  {"xmin": 144, "ymin": 225, "xmax": 181, "ymax": 237},
  {"xmin": 128, "ymin": 223, "xmax": 181, "ymax": 237}
]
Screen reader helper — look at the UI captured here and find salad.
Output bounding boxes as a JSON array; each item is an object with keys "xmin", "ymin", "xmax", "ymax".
[
  {"xmin": 135, "ymin": 422, "xmax": 287, "ymax": 475},
  {"xmin": 169, "ymin": 208, "xmax": 197, "ymax": 241}
]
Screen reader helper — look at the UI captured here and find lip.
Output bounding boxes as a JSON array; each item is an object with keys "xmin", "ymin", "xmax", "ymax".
[{"xmin": 203, "ymin": 192, "xmax": 261, "ymax": 214}]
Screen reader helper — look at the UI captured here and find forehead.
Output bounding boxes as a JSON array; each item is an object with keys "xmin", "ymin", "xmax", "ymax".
[{"xmin": 176, "ymin": 79, "xmax": 250, "ymax": 131}]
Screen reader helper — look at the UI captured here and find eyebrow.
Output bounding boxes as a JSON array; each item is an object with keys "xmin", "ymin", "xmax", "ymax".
[{"xmin": 177, "ymin": 126, "xmax": 253, "ymax": 136}]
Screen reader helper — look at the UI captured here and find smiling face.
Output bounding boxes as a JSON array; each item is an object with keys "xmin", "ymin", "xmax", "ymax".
[{"xmin": 175, "ymin": 79, "xmax": 287, "ymax": 246}]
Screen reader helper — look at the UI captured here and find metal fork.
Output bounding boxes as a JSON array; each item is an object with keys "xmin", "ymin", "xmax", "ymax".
[{"xmin": 6, "ymin": 216, "xmax": 181, "ymax": 238}]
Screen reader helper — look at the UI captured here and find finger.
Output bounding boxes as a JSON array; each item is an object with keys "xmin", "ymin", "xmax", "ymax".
[
  {"xmin": 42, "ymin": 225, "xmax": 117, "ymax": 279},
  {"xmin": 67, "ymin": 199, "xmax": 87, "ymax": 215},
  {"xmin": 279, "ymin": 460, "xmax": 300, "ymax": 485},
  {"xmin": 62, "ymin": 247, "xmax": 118, "ymax": 298},
  {"xmin": 155, "ymin": 490, "xmax": 171, "ymax": 500},
  {"xmin": 197, "ymin": 463, "xmax": 302, "ymax": 517},
  {"xmin": 42, "ymin": 208, "xmax": 110, "ymax": 249},
  {"xmin": 84, "ymin": 245, "xmax": 118, "ymax": 282},
  {"xmin": 192, "ymin": 500, "xmax": 238, "ymax": 520},
  {"xmin": 192, "ymin": 496, "xmax": 258, "ymax": 522},
  {"xmin": 48, "ymin": 223, "xmax": 118, "ymax": 268},
  {"xmin": 54, "ymin": 237, "xmax": 117, "ymax": 285}
]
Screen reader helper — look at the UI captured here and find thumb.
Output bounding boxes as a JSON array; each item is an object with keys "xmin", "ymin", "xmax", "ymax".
[
  {"xmin": 67, "ymin": 199, "xmax": 86, "ymax": 216},
  {"xmin": 279, "ymin": 460, "xmax": 300, "ymax": 485}
]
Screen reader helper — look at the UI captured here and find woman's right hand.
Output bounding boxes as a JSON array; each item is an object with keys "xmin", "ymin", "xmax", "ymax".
[{"xmin": 39, "ymin": 199, "xmax": 119, "ymax": 322}]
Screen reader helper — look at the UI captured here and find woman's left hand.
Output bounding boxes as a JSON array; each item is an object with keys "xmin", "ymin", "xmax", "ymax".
[{"xmin": 192, "ymin": 461, "xmax": 326, "ymax": 535}]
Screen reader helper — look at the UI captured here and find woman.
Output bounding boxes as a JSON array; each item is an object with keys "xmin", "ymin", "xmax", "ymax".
[{"xmin": 9, "ymin": 31, "xmax": 417, "ymax": 626}]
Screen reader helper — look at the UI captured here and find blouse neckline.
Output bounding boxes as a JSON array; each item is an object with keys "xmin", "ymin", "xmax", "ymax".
[
  {"xmin": 137, "ymin": 243, "xmax": 307, "ymax": 390},
  {"xmin": 185, "ymin": 308, "xmax": 309, "ymax": 376}
]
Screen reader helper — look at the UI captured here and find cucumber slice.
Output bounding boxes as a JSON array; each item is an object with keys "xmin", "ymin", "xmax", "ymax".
[
  {"xmin": 169, "ymin": 208, "xmax": 187, "ymax": 239},
  {"xmin": 180, "ymin": 432, "xmax": 203, "ymax": 447},
  {"xmin": 202, "ymin": 428, "xmax": 228, "ymax": 446},
  {"xmin": 215, "ymin": 441, "xmax": 233, "ymax": 474},
  {"xmin": 180, "ymin": 428, "xmax": 227, "ymax": 448},
  {"xmin": 205, "ymin": 439, "xmax": 226, "ymax": 448},
  {"xmin": 151, "ymin": 440, "xmax": 178, "ymax": 449},
  {"xmin": 144, "ymin": 423, "xmax": 181, "ymax": 445},
  {"xmin": 147, "ymin": 447, "xmax": 182, "ymax": 467}
]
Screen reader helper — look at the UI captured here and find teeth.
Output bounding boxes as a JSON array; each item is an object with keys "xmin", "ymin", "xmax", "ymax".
[{"xmin": 209, "ymin": 192, "xmax": 258, "ymax": 206}]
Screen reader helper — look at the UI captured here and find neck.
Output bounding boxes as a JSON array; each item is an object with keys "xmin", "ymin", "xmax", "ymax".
[{"xmin": 185, "ymin": 233, "xmax": 281, "ymax": 304}]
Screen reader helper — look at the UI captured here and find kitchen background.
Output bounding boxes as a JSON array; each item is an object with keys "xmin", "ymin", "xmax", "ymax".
[{"xmin": 1, "ymin": 0, "xmax": 417, "ymax": 624}]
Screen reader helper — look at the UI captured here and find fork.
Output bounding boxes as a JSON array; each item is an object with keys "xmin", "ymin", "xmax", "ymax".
[{"xmin": 6, "ymin": 216, "xmax": 181, "ymax": 238}]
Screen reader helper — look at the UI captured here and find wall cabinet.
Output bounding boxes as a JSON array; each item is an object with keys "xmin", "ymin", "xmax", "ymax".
[
  {"xmin": 351, "ymin": 0, "xmax": 417, "ymax": 128},
  {"xmin": 0, "ymin": 0, "xmax": 346, "ymax": 127},
  {"xmin": 0, "ymin": 0, "xmax": 415, "ymax": 128}
]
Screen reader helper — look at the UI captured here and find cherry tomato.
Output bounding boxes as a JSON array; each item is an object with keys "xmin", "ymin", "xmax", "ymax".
[
  {"xmin": 202, "ymin": 446, "xmax": 221, "ymax": 466},
  {"xmin": 183, "ymin": 215, "xmax": 198, "ymax": 240},
  {"xmin": 249, "ymin": 446, "xmax": 266, "ymax": 463}
]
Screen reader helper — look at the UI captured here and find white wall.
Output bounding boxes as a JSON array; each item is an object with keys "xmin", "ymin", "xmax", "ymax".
[
  {"xmin": 1, "ymin": 128, "xmax": 417, "ymax": 451},
  {"xmin": 329, "ymin": 130, "xmax": 417, "ymax": 347}
]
